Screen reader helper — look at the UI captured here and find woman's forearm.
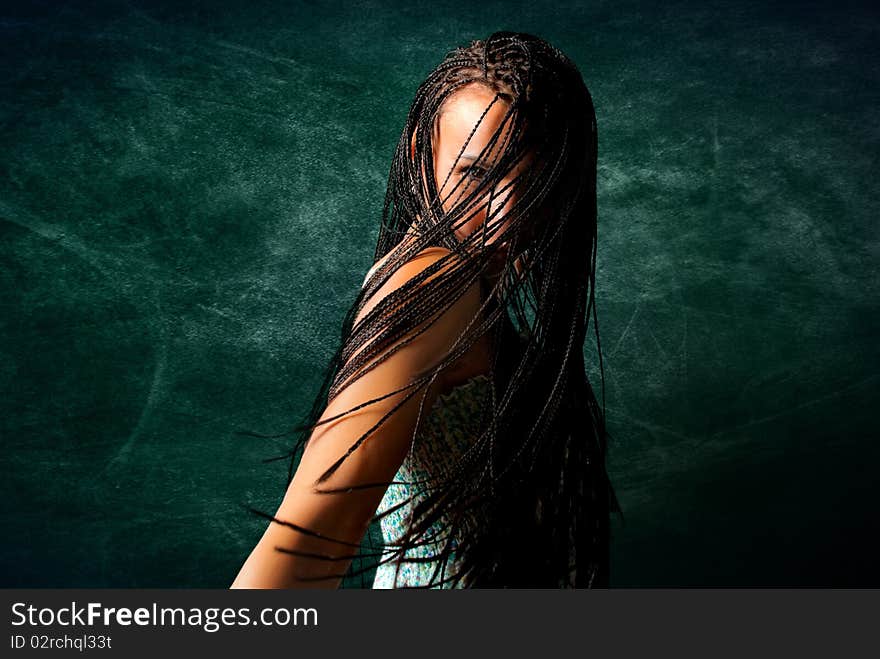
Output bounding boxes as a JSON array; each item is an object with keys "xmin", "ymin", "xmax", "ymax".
[{"xmin": 230, "ymin": 487, "xmax": 370, "ymax": 589}]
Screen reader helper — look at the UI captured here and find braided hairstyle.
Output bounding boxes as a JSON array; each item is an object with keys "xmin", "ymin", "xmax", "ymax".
[{"xmin": 255, "ymin": 31, "xmax": 621, "ymax": 587}]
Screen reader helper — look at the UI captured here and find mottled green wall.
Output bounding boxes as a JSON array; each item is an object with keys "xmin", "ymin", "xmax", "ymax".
[{"xmin": 1, "ymin": 0, "xmax": 877, "ymax": 587}]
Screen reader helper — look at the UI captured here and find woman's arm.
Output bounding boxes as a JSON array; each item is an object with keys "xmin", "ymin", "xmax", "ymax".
[{"xmin": 231, "ymin": 247, "xmax": 481, "ymax": 589}]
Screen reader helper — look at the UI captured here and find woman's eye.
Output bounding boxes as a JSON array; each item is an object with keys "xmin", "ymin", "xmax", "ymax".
[{"xmin": 462, "ymin": 165, "xmax": 488, "ymax": 180}]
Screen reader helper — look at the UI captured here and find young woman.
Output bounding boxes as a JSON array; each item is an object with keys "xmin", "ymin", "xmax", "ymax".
[{"xmin": 231, "ymin": 31, "xmax": 621, "ymax": 589}]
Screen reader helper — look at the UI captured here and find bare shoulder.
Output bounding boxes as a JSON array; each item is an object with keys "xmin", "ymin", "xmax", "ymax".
[
  {"xmin": 349, "ymin": 245, "xmax": 483, "ymax": 388},
  {"xmin": 356, "ymin": 245, "xmax": 478, "ymax": 327}
]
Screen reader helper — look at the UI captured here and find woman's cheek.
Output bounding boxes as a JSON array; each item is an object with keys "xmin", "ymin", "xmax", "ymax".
[{"xmin": 453, "ymin": 212, "xmax": 485, "ymax": 242}]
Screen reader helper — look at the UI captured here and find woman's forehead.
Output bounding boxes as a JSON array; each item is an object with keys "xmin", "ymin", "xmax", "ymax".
[{"xmin": 434, "ymin": 83, "xmax": 513, "ymax": 159}]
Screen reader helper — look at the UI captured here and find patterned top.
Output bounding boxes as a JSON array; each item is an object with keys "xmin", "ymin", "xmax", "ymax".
[
  {"xmin": 360, "ymin": 253, "xmax": 493, "ymax": 588},
  {"xmin": 371, "ymin": 373, "xmax": 492, "ymax": 589}
]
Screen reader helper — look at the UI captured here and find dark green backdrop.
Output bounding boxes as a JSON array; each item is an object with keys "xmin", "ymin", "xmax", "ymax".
[{"xmin": 1, "ymin": 0, "xmax": 877, "ymax": 587}]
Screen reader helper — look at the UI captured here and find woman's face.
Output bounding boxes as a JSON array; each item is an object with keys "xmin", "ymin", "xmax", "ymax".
[{"xmin": 414, "ymin": 82, "xmax": 533, "ymax": 258}]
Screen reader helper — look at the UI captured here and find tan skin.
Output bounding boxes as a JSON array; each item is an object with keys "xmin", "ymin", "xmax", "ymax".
[{"xmin": 231, "ymin": 83, "xmax": 529, "ymax": 589}]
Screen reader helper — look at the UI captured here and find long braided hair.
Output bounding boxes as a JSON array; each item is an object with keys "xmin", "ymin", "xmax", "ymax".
[{"xmin": 256, "ymin": 31, "xmax": 621, "ymax": 587}]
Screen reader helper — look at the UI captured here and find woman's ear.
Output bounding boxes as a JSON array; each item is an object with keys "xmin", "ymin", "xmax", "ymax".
[{"xmin": 410, "ymin": 131, "xmax": 417, "ymax": 162}]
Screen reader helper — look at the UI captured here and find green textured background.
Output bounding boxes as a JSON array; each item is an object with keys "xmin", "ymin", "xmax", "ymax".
[{"xmin": 1, "ymin": 0, "xmax": 877, "ymax": 587}]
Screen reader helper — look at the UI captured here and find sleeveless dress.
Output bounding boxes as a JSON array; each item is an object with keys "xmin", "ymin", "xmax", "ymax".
[
  {"xmin": 359, "ymin": 256, "xmax": 493, "ymax": 588},
  {"xmin": 370, "ymin": 373, "xmax": 492, "ymax": 588}
]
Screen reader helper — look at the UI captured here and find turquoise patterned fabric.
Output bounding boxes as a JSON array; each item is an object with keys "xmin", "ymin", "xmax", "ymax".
[{"xmin": 371, "ymin": 373, "xmax": 492, "ymax": 589}]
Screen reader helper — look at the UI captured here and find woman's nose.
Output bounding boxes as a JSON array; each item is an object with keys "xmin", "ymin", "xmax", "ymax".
[
  {"xmin": 484, "ymin": 187, "xmax": 517, "ymax": 244},
  {"xmin": 453, "ymin": 185, "xmax": 515, "ymax": 245}
]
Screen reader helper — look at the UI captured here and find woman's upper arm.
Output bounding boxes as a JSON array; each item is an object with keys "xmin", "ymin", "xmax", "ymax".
[{"xmin": 232, "ymin": 247, "xmax": 480, "ymax": 588}]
